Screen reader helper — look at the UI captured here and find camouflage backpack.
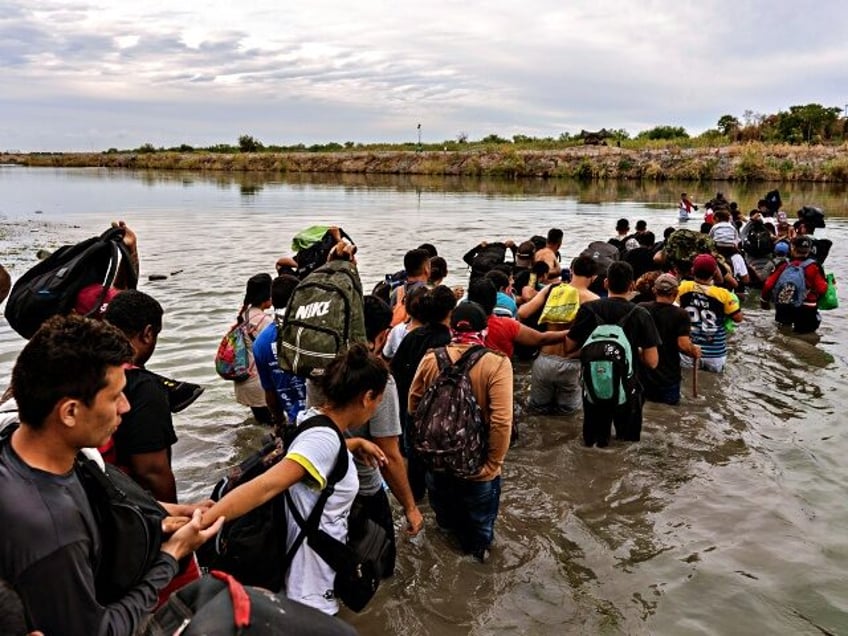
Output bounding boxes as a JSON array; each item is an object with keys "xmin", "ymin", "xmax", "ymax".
[
  {"xmin": 665, "ymin": 229, "xmax": 718, "ymax": 269},
  {"xmin": 411, "ymin": 346, "xmax": 489, "ymax": 478}
]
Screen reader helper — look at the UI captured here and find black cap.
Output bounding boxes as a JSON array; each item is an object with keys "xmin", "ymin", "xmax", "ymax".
[{"xmin": 450, "ymin": 301, "xmax": 488, "ymax": 333}]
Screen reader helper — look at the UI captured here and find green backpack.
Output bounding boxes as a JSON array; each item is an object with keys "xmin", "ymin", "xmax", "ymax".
[
  {"xmin": 665, "ymin": 229, "xmax": 717, "ymax": 268},
  {"xmin": 580, "ymin": 306, "xmax": 637, "ymax": 406},
  {"xmin": 277, "ymin": 260, "xmax": 366, "ymax": 378}
]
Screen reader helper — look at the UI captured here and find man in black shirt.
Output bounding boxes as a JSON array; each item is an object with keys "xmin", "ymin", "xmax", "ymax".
[
  {"xmin": 638, "ymin": 274, "xmax": 701, "ymax": 405},
  {"xmin": 104, "ymin": 290, "xmax": 178, "ymax": 502},
  {"xmin": 565, "ymin": 262, "xmax": 660, "ymax": 446},
  {"xmin": 0, "ymin": 315, "xmax": 222, "ymax": 636}
]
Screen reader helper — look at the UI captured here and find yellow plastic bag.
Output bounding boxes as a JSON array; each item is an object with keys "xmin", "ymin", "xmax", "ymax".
[{"xmin": 539, "ymin": 284, "xmax": 580, "ymax": 324}]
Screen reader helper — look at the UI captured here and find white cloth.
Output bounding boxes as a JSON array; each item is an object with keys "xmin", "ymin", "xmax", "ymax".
[
  {"xmin": 381, "ymin": 322, "xmax": 409, "ymax": 359},
  {"xmin": 709, "ymin": 222, "xmax": 741, "ymax": 246},
  {"xmin": 284, "ymin": 421, "xmax": 358, "ymax": 615},
  {"xmin": 730, "ymin": 253, "xmax": 749, "ymax": 278}
]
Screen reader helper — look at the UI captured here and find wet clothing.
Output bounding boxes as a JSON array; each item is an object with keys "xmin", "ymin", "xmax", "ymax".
[
  {"xmin": 0, "ymin": 438, "xmax": 177, "ymax": 636},
  {"xmin": 567, "ymin": 297, "xmax": 660, "ymax": 445},
  {"xmin": 253, "ymin": 320, "xmax": 307, "ymax": 425},
  {"xmin": 484, "ymin": 315, "xmax": 521, "ymax": 358},
  {"xmin": 234, "ymin": 307, "xmax": 273, "ymax": 409},
  {"xmin": 761, "ymin": 258, "xmax": 828, "ymax": 334},
  {"xmin": 528, "ymin": 354, "xmax": 581, "ymax": 414},
  {"xmin": 638, "ymin": 301, "xmax": 691, "ymax": 405},
  {"xmin": 678, "ymin": 281, "xmax": 740, "ymax": 364},
  {"xmin": 623, "ymin": 247, "xmax": 657, "ymax": 280}
]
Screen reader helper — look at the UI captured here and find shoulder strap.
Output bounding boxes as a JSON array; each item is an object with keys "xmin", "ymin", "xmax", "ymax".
[
  {"xmin": 454, "ymin": 345, "xmax": 488, "ymax": 373},
  {"xmin": 616, "ymin": 305, "xmax": 639, "ymax": 328},
  {"xmin": 281, "ymin": 414, "xmax": 349, "ymax": 572},
  {"xmin": 433, "ymin": 347, "xmax": 451, "ymax": 372}
]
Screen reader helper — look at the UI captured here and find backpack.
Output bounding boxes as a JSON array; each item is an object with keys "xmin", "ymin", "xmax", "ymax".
[
  {"xmin": 214, "ymin": 321, "xmax": 251, "ymax": 381},
  {"xmin": 539, "ymin": 283, "xmax": 580, "ymax": 325},
  {"xmin": 580, "ymin": 306, "xmax": 638, "ymax": 406},
  {"xmin": 371, "ymin": 269, "xmax": 406, "ymax": 305},
  {"xmin": 470, "ymin": 243, "xmax": 507, "ymax": 280},
  {"xmin": 196, "ymin": 417, "xmax": 349, "ymax": 593},
  {"xmin": 665, "ymin": 229, "xmax": 717, "ymax": 268},
  {"xmin": 411, "ymin": 346, "xmax": 490, "ymax": 478},
  {"xmin": 764, "ymin": 189, "xmax": 782, "ymax": 214},
  {"xmin": 293, "ymin": 227, "xmax": 355, "ymax": 280},
  {"xmin": 4, "ymin": 227, "xmax": 137, "ymax": 339},
  {"xmin": 798, "ymin": 205, "xmax": 826, "ymax": 229},
  {"xmin": 773, "ymin": 259, "xmax": 816, "ymax": 308},
  {"xmin": 277, "ymin": 260, "xmax": 366, "ymax": 378},
  {"xmin": 743, "ymin": 222, "xmax": 774, "ymax": 258},
  {"xmin": 145, "ymin": 570, "xmax": 358, "ymax": 636},
  {"xmin": 581, "ymin": 241, "xmax": 620, "ymax": 279}
]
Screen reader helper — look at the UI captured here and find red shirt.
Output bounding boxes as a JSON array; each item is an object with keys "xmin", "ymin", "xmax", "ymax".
[
  {"xmin": 762, "ymin": 258, "xmax": 828, "ymax": 305},
  {"xmin": 485, "ymin": 315, "xmax": 521, "ymax": 357}
]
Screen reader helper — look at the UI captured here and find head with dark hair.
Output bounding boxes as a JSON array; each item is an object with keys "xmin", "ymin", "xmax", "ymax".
[
  {"xmin": 271, "ymin": 274, "xmax": 300, "ymax": 310},
  {"xmin": 417, "ymin": 243, "xmax": 438, "ymax": 258},
  {"xmin": 530, "ymin": 235, "xmax": 547, "ymax": 250},
  {"xmin": 699, "ymin": 222, "xmax": 713, "ymax": 234},
  {"xmin": 103, "ymin": 290, "xmax": 163, "ymax": 338},
  {"xmin": 428, "ymin": 256, "xmax": 447, "ymax": 284},
  {"xmin": 571, "ymin": 255, "xmax": 598, "ymax": 278},
  {"xmin": 420, "ymin": 285, "xmax": 457, "ymax": 325},
  {"xmin": 634, "ymin": 270, "xmax": 660, "ymax": 298},
  {"xmin": 243, "ymin": 273, "xmax": 272, "ymax": 308},
  {"xmin": 12, "ymin": 315, "xmax": 132, "ymax": 430},
  {"xmin": 714, "ymin": 209, "xmax": 731, "ymax": 223},
  {"xmin": 663, "ymin": 226, "xmax": 676, "ymax": 240},
  {"xmin": 616, "ymin": 218, "xmax": 630, "ymax": 233},
  {"xmin": 637, "ymin": 231, "xmax": 655, "ymax": 247},
  {"xmin": 484, "ymin": 268, "xmax": 510, "ymax": 292},
  {"xmin": 635, "ymin": 219, "xmax": 647, "ymax": 232},
  {"xmin": 103, "ymin": 290, "xmax": 163, "ymax": 366},
  {"xmin": 363, "ymin": 295, "xmax": 392, "ymax": 344},
  {"xmin": 467, "ymin": 278, "xmax": 497, "ymax": 315},
  {"xmin": 0, "ymin": 579, "xmax": 28, "ymax": 636},
  {"xmin": 314, "ymin": 343, "xmax": 389, "ymax": 419},
  {"xmin": 404, "ymin": 284, "xmax": 431, "ymax": 322},
  {"xmin": 403, "ymin": 249, "xmax": 431, "ymax": 277},
  {"xmin": 547, "ymin": 228, "xmax": 564, "ymax": 246},
  {"xmin": 531, "ymin": 261, "xmax": 550, "ymax": 278},
  {"xmin": 605, "ymin": 261, "xmax": 634, "ymax": 294}
]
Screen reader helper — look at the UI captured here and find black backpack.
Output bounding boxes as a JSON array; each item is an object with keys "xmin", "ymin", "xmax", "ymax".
[
  {"xmin": 743, "ymin": 222, "xmax": 774, "ymax": 258},
  {"xmin": 470, "ymin": 243, "xmax": 507, "ymax": 280},
  {"xmin": 4, "ymin": 227, "xmax": 137, "ymax": 339},
  {"xmin": 764, "ymin": 189, "xmax": 782, "ymax": 214},
  {"xmin": 196, "ymin": 416, "xmax": 348, "ymax": 593},
  {"xmin": 295, "ymin": 228, "xmax": 355, "ymax": 280},
  {"xmin": 411, "ymin": 346, "xmax": 490, "ymax": 478},
  {"xmin": 144, "ymin": 570, "xmax": 358, "ymax": 636}
]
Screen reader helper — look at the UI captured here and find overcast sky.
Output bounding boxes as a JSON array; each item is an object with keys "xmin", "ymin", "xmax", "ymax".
[{"xmin": 2, "ymin": 0, "xmax": 847, "ymax": 151}]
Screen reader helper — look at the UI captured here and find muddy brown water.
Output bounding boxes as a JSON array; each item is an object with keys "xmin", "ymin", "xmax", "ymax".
[{"xmin": 1, "ymin": 167, "xmax": 846, "ymax": 635}]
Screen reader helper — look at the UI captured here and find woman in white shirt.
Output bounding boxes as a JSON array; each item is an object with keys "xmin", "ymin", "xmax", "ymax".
[{"xmin": 202, "ymin": 344, "xmax": 389, "ymax": 615}]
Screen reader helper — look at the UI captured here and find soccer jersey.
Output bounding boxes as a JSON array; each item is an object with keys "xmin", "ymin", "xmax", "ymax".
[{"xmin": 677, "ymin": 281, "xmax": 740, "ymax": 359}]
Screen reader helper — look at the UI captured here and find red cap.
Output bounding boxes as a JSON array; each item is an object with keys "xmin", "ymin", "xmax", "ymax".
[
  {"xmin": 74, "ymin": 284, "xmax": 120, "ymax": 319},
  {"xmin": 692, "ymin": 254, "xmax": 718, "ymax": 279}
]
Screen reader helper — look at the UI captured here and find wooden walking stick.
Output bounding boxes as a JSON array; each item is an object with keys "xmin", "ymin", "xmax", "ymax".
[{"xmin": 692, "ymin": 359, "xmax": 699, "ymax": 398}]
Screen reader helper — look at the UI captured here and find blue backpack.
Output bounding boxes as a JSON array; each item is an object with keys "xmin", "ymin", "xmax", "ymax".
[{"xmin": 773, "ymin": 259, "xmax": 816, "ymax": 308}]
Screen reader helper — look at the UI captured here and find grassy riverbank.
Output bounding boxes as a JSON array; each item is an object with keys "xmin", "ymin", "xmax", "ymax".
[{"xmin": 3, "ymin": 143, "xmax": 848, "ymax": 182}]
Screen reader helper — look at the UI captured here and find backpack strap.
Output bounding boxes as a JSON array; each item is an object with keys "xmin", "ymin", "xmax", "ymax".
[
  {"xmin": 453, "ymin": 345, "xmax": 488, "ymax": 374},
  {"xmin": 433, "ymin": 347, "xmax": 451, "ymax": 372},
  {"xmin": 281, "ymin": 414, "xmax": 349, "ymax": 572},
  {"xmin": 616, "ymin": 305, "xmax": 639, "ymax": 328}
]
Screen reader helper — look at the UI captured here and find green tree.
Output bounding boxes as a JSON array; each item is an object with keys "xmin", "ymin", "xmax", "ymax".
[
  {"xmin": 238, "ymin": 135, "xmax": 263, "ymax": 152},
  {"xmin": 717, "ymin": 115, "xmax": 740, "ymax": 136},
  {"xmin": 636, "ymin": 125, "xmax": 689, "ymax": 140}
]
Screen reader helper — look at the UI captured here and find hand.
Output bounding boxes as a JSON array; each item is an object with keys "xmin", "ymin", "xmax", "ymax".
[
  {"xmin": 350, "ymin": 438, "xmax": 387, "ymax": 469},
  {"xmin": 452, "ymin": 286, "xmax": 464, "ymax": 300},
  {"xmin": 404, "ymin": 506, "xmax": 424, "ymax": 537},
  {"xmin": 328, "ymin": 240, "xmax": 356, "ymax": 264},
  {"xmin": 479, "ymin": 241, "xmax": 488, "ymax": 249},
  {"xmin": 162, "ymin": 500, "xmax": 215, "ymax": 518},
  {"xmin": 691, "ymin": 345, "xmax": 702, "ymax": 359},
  {"xmin": 111, "ymin": 220, "xmax": 137, "ymax": 250},
  {"xmin": 329, "ymin": 226, "xmax": 342, "ymax": 242},
  {"xmin": 162, "ymin": 516, "xmax": 190, "ymax": 534},
  {"xmin": 505, "ymin": 239, "xmax": 516, "ymax": 249},
  {"xmin": 161, "ymin": 509, "xmax": 225, "ymax": 561}
]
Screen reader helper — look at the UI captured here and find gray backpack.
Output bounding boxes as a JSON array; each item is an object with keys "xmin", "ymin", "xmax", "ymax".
[
  {"xmin": 411, "ymin": 346, "xmax": 489, "ymax": 478},
  {"xmin": 277, "ymin": 260, "xmax": 366, "ymax": 378}
]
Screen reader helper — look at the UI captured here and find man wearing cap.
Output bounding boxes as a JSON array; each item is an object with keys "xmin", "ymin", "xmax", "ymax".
[
  {"xmin": 678, "ymin": 254, "xmax": 743, "ymax": 373},
  {"xmin": 513, "ymin": 240, "xmax": 537, "ymax": 304},
  {"xmin": 761, "ymin": 236, "xmax": 828, "ymax": 334},
  {"xmin": 408, "ymin": 301, "xmax": 513, "ymax": 562},
  {"xmin": 639, "ymin": 274, "xmax": 701, "ymax": 405}
]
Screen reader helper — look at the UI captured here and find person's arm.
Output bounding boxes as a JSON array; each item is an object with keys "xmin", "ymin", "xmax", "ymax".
[
  {"xmin": 265, "ymin": 388, "xmax": 285, "ymax": 426},
  {"xmin": 373, "ymin": 435, "xmax": 423, "ymax": 535},
  {"xmin": 462, "ymin": 243, "xmax": 482, "ymax": 267},
  {"xmin": 201, "ymin": 458, "xmax": 307, "ymax": 526},
  {"xmin": 514, "ymin": 322, "xmax": 566, "ymax": 347},
  {"xmin": 677, "ymin": 336, "xmax": 701, "ymax": 359},
  {"xmin": 477, "ymin": 356, "xmax": 514, "ymax": 479},
  {"xmin": 517, "ymin": 284, "xmax": 552, "ymax": 321},
  {"xmin": 639, "ymin": 346, "xmax": 659, "ymax": 369},
  {"xmin": 111, "ymin": 220, "xmax": 140, "ymax": 287},
  {"xmin": 408, "ymin": 353, "xmax": 436, "ymax": 415},
  {"xmin": 127, "ymin": 450, "xmax": 177, "ymax": 503}
]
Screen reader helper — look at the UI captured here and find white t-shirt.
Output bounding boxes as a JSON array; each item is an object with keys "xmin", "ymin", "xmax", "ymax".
[
  {"xmin": 729, "ymin": 253, "xmax": 749, "ymax": 278},
  {"xmin": 284, "ymin": 421, "xmax": 358, "ymax": 615},
  {"xmin": 381, "ymin": 322, "xmax": 409, "ymax": 359}
]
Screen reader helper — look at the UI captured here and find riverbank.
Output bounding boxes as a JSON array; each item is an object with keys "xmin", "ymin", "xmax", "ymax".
[{"xmin": 4, "ymin": 142, "xmax": 848, "ymax": 182}]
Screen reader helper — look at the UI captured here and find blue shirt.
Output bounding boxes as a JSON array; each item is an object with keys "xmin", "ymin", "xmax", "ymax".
[
  {"xmin": 494, "ymin": 291, "xmax": 518, "ymax": 318},
  {"xmin": 253, "ymin": 321, "xmax": 307, "ymax": 425}
]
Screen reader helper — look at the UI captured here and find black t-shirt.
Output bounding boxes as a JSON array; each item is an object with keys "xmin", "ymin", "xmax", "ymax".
[
  {"xmin": 114, "ymin": 368, "xmax": 177, "ymax": 467},
  {"xmin": 638, "ymin": 301, "xmax": 690, "ymax": 386},
  {"xmin": 624, "ymin": 247, "xmax": 658, "ymax": 280},
  {"xmin": 567, "ymin": 297, "xmax": 661, "ymax": 370}
]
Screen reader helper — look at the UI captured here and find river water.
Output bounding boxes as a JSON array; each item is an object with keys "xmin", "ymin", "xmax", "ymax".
[{"xmin": 1, "ymin": 167, "xmax": 846, "ymax": 635}]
